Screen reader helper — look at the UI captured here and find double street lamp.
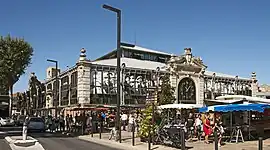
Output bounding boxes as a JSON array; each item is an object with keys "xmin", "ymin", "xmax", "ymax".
[
  {"xmin": 102, "ymin": 4, "xmax": 122, "ymax": 143},
  {"xmin": 47, "ymin": 59, "xmax": 58, "ymax": 118}
]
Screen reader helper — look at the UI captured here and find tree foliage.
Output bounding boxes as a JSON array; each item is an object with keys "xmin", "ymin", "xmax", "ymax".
[
  {"xmin": 138, "ymin": 105, "xmax": 158, "ymax": 138},
  {"xmin": 0, "ymin": 77, "xmax": 8, "ymax": 95},
  {"xmin": 0, "ymin": 34, "xmax": 33, "ymax": 116},
  {"xmin": 158, "ymin": 74, "xmax": 175, "ymax": 105},
  {"xmin": 0, "ymin": 34, "xmax": 33, "ymax": 88}
]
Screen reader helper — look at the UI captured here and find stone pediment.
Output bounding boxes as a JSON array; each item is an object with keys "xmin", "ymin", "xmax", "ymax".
[{"xmin": 167, "ymin": 48, "xmax": 207, "ymax": 74}]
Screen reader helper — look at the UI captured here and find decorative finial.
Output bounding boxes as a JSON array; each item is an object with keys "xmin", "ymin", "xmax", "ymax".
[
  {"xmin": 184, "ymin": 48, "xmax": 192, "ymax": 55},
  {"xmin": 251, "ymin": 72, "xmax": 257, "ymax": 80},
  {"xmin": 184, "ymin": 48, "xmax": 192, "ymax": 64},
  {"xmin": 79, "ymin": 48, "xmax": 87, "ymax": 61},
  {"xmin": 80, "ymin": 48, "xmax": 86, "ymax": 54}
]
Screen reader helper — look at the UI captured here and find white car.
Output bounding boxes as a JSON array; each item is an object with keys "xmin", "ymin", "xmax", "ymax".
[
  {"xmin": 27, "ymin": 117, "xmax": 45, "ymax": 132},
  {"xmin": 0, "ymin": 117, "xmax": 15, "ymax": 126}
]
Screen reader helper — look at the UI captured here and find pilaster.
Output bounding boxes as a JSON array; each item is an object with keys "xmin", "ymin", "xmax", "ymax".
[
  {"xmin": 170, "ymin": 74, "xmax": 177, "ymax": 100},
  {"xmin": 77, "ymin": 63, "xmax": 91, "ymax": 105},
  {"xmin": 198, "ymin": 76, "xmax": 204, "ymax": 105},
  {"xmin": 68, "ymin": 73, "xmax": 71, "ymax": 106},
  {"xmin": 76, "ymin": 48, "xmax": 91, "ymax": 105},
  {"xmin": 58, "ymin": 80, "xmax": 61, "ymax": 106},
  {"xmin": 251, "ymin": 72, "xmax": 259, "ymax": 96}
]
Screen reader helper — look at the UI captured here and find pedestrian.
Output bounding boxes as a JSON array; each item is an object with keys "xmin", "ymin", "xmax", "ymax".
[
  {"xmin": 128, "ymin": 114, "xmax": 135, "ymax": 132},
  {"xmin": 214, "ymin": 114, "xmax": 224, "ymax": 147},
  {"xmin": 86, "ymin": 113, "xmax": 92, "ymax": 134},
  {"xmin": 203, "ymin": 113, "xmax": 212, "ymax": 144},
  {"xmin": 55, "ymin": 117, "xmax": 59, "ymax": 131},
  {"xmin": 121, "ymin": 112, "xmax": 128, "ymax": 131},
  {"xmin": 195, "ymin": 114, "xmax": 203, "ymax": 140},
  {"xmin": 66, "ymin": 114, "xmax": 70, "ymax": 132},
  {"xmin": 69, "ymin": 115, "xmax": 73, "ymax": 132},
  {"xmin": 59, "ymin": 114, "xmax": 65, "ymax": 132},
  {"xmin": 47, "ymin": 116, "xmax": 53, "ymax": 132}
]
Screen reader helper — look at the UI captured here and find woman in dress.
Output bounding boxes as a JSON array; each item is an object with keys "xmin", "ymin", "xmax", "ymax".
[{"xmin": 203, "ymin": 113, "xmax": 212, "ymax": 144}]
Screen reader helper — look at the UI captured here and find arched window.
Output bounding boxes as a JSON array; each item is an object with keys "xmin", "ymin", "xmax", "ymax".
[{"xmin": 178, "ymin": 77, "xmax": 196, "ymax": 104}]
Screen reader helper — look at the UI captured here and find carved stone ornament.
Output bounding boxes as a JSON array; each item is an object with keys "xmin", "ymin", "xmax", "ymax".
[{"xmin": 167, "ymin": 48, "xmax": 207, "ymax": 74}]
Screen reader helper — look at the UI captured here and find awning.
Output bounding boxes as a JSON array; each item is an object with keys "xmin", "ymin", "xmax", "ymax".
[
  {"xmin": 158, "ymin": 104, "xmax": 203, "ymax": 109},
  {"xmin": 215, "ymin": 95, "xmax": 270, "ymax": 104},
  {"xmin": 0, "ymin": 102, "xmax": 8, "ymax": 105},
  {"xmin": 205, "ymin": 99, "xmax": 244, "ymax": 104},
  {"xmin": 199, "ymin": 103, "xmax": 270, "ymax": 113}
]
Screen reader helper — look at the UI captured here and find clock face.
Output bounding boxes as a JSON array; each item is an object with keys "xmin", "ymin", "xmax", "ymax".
[{"xmin": 178, "ymin": 77, "xmax": 196, "ymax": 104}]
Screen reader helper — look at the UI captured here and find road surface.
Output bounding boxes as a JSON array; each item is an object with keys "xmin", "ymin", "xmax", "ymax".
[
  {"xmin": 35, "ymin": 135, "xmax": 120, "ymax": 150},
  {"xmin": 0, "ymin": 126, "xmax": 120, "ymax": 150},
  {"xmin": 0, "ymin": 126, "xmax": 21, "ymax": 150}
]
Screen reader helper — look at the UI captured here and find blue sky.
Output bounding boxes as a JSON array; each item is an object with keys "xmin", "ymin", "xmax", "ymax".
[{"xmin": 1, "ymin": 0, "xmax": 270, "ymax": 92}]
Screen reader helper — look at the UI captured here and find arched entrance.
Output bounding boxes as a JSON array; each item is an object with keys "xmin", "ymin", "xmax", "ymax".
[{"xmin": 178, "ymin": 77, "xmax": 196, "ymax": 104}]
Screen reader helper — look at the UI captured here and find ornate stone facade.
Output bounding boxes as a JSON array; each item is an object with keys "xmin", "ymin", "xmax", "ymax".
[
  {"xmin": 167, "ymin": 48, "xmax": 207, "ymax": 104},
  {"xmin": 42, "ymin": 44, "xmax": 258, "ymax": 113}
]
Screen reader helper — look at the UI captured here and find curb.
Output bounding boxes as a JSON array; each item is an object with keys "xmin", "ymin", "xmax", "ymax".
[
  {"xmin": 4, "ymin": 136, "xmax": 45, "ymax": 150},
  {"xmin": 5, "ymin": 136, "xmax": 13, "ymax": 143},
  {"xmin": 78, "ymin": 136, "xmax": 137, "ymax": 150}
]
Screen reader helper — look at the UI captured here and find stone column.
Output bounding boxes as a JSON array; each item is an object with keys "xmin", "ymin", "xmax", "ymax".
[{"xmin": 251, "ymin": 72, "xmax": 259, "ymax": 96}]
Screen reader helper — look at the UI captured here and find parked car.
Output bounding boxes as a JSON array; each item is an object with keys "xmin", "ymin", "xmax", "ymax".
[
  {"xmin": 27, "ymin": 117, "xmax": 45, "ymax": 132},
  {"xmin": 15, "ymin": 115, "xmax": 26, "ymax": 126},
  {"xmin": 0, "ymin": 117, "xmax": 15, "ymax": 126}
]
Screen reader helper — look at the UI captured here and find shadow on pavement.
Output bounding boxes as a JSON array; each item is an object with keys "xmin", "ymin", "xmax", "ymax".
[{"xmin": 29, "ymin": 131, "xmax": 76, "ymax": 139}]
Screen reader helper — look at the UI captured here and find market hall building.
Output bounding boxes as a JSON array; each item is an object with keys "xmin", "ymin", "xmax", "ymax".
[{"xmin": 43, "ymin": 43, "xmax": 259, "ymax": 115}]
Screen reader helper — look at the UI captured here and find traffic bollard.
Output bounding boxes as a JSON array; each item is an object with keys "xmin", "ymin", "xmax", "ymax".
[
  {"xmin": 148, "ymin": 130, "xmax": 151, "ymax": 150},
  {"xmin": 99, "ymin": 122, "xmax": 102, "ymax": 139},
  {"xmin": 81, "ymin": 124, "xmax": 84, "ymax": 135},
  {"xmin": 181, "ymin": 128, "xmax": 185, "ymax": 150},
  {"xmin": 214, "ymin": 129, "xmax": 218, "ymax": 150},
  {"xmin": 132, "ymin": 123, "xmax": 135, "ymax": 146},
  {"xmin": 91, "ymin": 124, "xmax": 93, "ymax": 137},
  {"xmin": 258, "ymin": 137, "xmax": 263, "ymax": 150}
]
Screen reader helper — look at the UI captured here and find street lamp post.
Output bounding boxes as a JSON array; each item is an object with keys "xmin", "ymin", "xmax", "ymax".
[
  {"xmin": 47, "ymin": 59, "xmax": 58, "ymax": 118},
  {"xmin": 102, "ymin": 4, "xmax": 122, "ymax": 143}
]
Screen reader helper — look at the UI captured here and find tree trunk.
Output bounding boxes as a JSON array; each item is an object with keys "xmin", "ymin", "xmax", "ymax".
[{"xmin": 9, "ymin": 85, "xmax": 13, "ymax": 117}]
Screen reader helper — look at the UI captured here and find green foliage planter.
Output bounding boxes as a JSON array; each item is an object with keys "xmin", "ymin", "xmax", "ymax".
[{"xmin": 138, "ymin": 105, "xmax": 158, "ymax": 141}]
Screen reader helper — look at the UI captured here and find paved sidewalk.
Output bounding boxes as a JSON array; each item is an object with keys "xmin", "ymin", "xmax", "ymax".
[{"xmin": 78, "ymin": 131, "xmax": 270, "ymax": 150}]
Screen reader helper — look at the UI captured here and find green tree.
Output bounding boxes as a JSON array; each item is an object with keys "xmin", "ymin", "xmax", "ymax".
[
  {"xmin": 158, "ymin": 74, "xmax": 175, "ymax": 105},
  {"xmin": 0, "ymin": 35, "xmax": 33, "ymax": 116},
  {"xmin": 138, "ymin": 105, "xmax": 158, "ymax": 139},
  {"xmin": 0, "ymin": 76, "xmax": 8, "ymax": 95}
]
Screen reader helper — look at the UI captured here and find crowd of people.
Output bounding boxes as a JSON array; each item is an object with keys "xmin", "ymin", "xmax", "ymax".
[
  {"xmin": 40, "ymin": 110, "xmax": 142, "ymax": 136},
  {"xmin": 29, "ymin": 109, "xmax": 226, "ymax": 147},
  {"xmin": 160, "ymin": 111, "xmax": 224, "ymax": 147},
  {"xmin": 176, "ymin": 112, "xmax": 224, "ymax": 147}
]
